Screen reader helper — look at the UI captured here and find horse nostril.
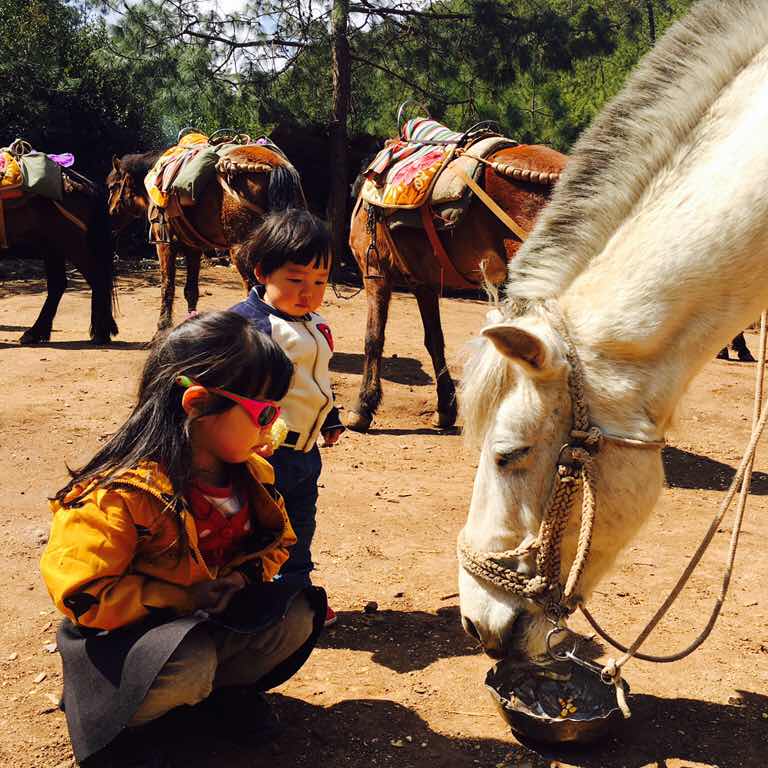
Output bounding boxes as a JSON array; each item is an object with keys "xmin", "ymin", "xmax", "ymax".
[{"xmin": 462, "ymin": 616, "xmax": 481, "ymax": 642}]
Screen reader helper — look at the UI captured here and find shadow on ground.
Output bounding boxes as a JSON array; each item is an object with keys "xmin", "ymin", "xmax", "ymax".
[
  {"xmin": 318, "ymin": 606, "xmax": 480, "ymax": 673},
  {"xmin": 0, "ymin": 339, "xmax": 149, "ymax": 351},
  {"xmin": 145, "ymin": 694, "xmax": 513, "ymax": 768},
  {"xmin": 106, "ymin": 686, "xmax": 768, "ymax": 768},
  {"xmin": 519, "ymin": 688, "xmax": 768, "ymax": 768},
  {"xmin": 331, "ymin": 351, "xmax": 433, "ymax": 386},
  {"xmin": 663, "ymin": 446, "xmax": 768, "ymax": 493}
]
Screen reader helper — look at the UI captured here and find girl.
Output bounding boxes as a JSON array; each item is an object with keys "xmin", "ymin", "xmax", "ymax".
[{"xmin": 40, "ymin": 311, "xmax": 327, "ymax": 768}]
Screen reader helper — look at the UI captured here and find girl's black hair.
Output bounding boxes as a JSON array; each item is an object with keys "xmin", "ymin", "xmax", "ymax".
[
  {"xmin": 54, "ymin": 310, "xmax": 293, "ymax": 503},
  {"xmin": 237, "ymin": 208, "xmax": 332, "ymax": 279}
]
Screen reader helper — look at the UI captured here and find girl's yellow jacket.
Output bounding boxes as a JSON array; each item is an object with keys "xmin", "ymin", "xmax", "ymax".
[{"xmin": 40, "ymin": 456, "xmax": 295, "ymax": 631}]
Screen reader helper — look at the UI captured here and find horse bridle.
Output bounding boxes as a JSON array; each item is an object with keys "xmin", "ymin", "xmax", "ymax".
[
  {"xmin": 107, "ymin": 172, "xmax": 131, "ymax": 217},
  {"xmin": 457, "ymin": 301, "xmax": 666, "ymax": 623}
]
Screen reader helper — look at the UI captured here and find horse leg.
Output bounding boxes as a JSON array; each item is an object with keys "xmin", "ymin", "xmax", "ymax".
[
  {"xmin": 731, "ymin": 331, "xmax": 755, "ymax": 362},
  {"xmin": 157, "ymin": 243, "xmax": 177, "ymax": 331},
  {"xmin": 347, "ymin": 273, "xmax": 393, "ymax": 432},
  {"xmin": 183, "ymin": 249, "xmax": 201, "ymax": 317},
  {"xmin": 19, "ymin": 252, "xmax": 67, "ymax": 344},
  {"xmin": 413, "ymin": 284, "xmax": 457, "ymax": 428}
]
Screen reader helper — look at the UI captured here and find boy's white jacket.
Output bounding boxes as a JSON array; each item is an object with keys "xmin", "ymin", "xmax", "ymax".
[{"xmin": 231, "ymin": 287, "xmax": 344, "ymax": 451}]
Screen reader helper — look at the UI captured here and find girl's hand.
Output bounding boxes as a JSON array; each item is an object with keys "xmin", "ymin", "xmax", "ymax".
[
  {"xmin": 253, "ymin": 442, "xmax": 275, "ymax": 458},
  {"xmin": 321, "ymin": 428, "xmax": 344, "ymax": 447},
  {"xmin": 190, "ymin": 572, "xmax": 246, "ymax": 614}
]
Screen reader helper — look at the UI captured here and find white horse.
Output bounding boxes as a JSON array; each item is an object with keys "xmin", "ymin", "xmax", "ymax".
[{"xmin": 457, "ymin": 0, "xmax": 768, "ymax": 660}]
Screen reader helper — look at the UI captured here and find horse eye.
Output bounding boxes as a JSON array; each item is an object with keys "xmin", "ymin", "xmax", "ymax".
[{"xmin": 495, "ymin": 447, "xmax": 531, "ymax": 468}]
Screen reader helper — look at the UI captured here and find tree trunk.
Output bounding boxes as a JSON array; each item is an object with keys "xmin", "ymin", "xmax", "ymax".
[
  {"xmin": 645, "ymin": 0, "xmax": 656, "ymax": 44},
  {"xmin": 329, "ymin": 0, "xmax": 351, "ymax": 265}
]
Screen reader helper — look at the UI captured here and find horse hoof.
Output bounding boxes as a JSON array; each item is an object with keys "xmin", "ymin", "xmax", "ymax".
[
  {"xmin": 716, "ymin": 349, "xmax": 729, "ymax": 360},
  {"xmin": 19, "ymin": 330, "xmax": 50, "ymax": 345},
  {"xmin": 433, "ymin": 411, "xmax": 457, "ymax": 429},
  {"xmin": 91, "ymin": 335, "xmax": 112, "ymax": 346},
  {"xmin": 738, "ymin": 353, "xmax": 756, "ymax": 363},
  {"xmin": 345, "ymin": 410, "xmax": 372, "ymax": 432}
]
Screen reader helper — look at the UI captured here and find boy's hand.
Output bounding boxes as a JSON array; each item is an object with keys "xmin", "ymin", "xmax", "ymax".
[
  {"xmin": 321, "ymin": 428, "xmax": 344, "ymax": 447},
  {"xmin": 190, "ymin": 572, "xmax": 246, "ymax": 614}
]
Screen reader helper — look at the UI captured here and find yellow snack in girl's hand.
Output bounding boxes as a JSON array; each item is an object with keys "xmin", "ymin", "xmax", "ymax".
[{"xmin": 268, "ymin": 417, "xmax": 288, "ymax": 451}]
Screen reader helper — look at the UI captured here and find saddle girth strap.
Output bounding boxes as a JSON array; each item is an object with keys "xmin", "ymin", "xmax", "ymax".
[
  {"xmin": 418, "ymin": 204, "xmax": 477, "ymax": 291},
  {"xmin": 52, "ymin": 201, "xmax": 88, "ymax": 233},
  {"xmin": 455, "ymin": 167, "xmax": 528, "ymax": 242},
  {"xmin": 165, "ymin": 197, "xmax": 226, "ymax": 251}
]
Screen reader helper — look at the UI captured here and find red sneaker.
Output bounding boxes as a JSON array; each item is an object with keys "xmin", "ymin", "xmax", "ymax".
[{"xmin": 324, "ymin": 606, "xmax": 338, "ymax": 627}]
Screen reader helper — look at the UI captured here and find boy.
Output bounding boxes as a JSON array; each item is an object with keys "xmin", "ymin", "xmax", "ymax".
[{"xmin": 231, "ymin": 209, "xmax": 343, "ymax": 627}]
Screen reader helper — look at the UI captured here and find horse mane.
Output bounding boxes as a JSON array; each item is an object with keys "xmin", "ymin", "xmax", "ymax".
[
  {"xmin": 119, "ymin": 150, "xmax": 164, "ymax": 181},
  {"xmin": 459, "ymin": 334, "xmax": 518, "ymax": 449},
  {"xmin": 504, "ymin": 0, "xmax": 768, "ymax": 304}
]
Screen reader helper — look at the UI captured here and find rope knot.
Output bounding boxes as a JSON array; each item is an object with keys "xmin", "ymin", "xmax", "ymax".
[
  {"xmin": 570, "ymin": 426, "xmax": 603, "ymax": 447},
  {"xmin": 600, "ymin": 658, "xmax": 632, "ymax": 719}
]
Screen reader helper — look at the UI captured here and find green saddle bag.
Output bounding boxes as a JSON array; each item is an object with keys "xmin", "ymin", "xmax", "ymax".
[
  {"xmin": 172, "ymin": 146, "xmax": 219, "ymax": 205},
  {"xmin": 20, "ymin": 152, "xmax": 63, "ymax": 201}
]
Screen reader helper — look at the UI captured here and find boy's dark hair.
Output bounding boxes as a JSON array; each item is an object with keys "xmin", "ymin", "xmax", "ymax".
[
  {"xmin": 239, "ymin": 209, "xmax": 332, "ymax": 279},
  {"xmin": 55, "ymin": 311, "xmax": 293, "ymax": 503}
]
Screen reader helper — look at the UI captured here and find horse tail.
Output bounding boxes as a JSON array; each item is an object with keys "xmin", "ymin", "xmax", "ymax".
[
  {"xmin": 267, "ymin": 162, "xmax": 307, "ymax": 211},
  {"xmin": 87, "ymin": 188, "xmax": 119, "ymax": 342}
]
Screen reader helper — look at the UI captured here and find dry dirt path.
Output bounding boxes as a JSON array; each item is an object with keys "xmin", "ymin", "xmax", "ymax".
[{"xmin": 0, "ymin": 265, "xmax": 766, "ymax": 767}]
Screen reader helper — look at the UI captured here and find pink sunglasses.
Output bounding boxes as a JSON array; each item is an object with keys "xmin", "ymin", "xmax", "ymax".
[{"xmin": 175, "ymin": 375, "xmax": 281, "ymax": 428}]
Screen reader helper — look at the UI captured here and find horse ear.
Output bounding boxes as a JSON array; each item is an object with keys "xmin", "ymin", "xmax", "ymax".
[
  {"xmin": 482, "ymin": 323, "xmax": 549, "ymax": 370},
  {"xmin": 111, "ymin": 155, "xmax": 121, "ymax": 172}
]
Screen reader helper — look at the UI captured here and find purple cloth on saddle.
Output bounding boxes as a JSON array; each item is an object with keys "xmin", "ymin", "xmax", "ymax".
[{"xmin": 48, "ymin": 153, "xmax": 75, "ymax": 168}]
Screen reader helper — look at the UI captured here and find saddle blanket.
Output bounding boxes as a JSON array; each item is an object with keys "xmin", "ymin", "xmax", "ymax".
[
  {"xmin": 361, "ymin": 118, "xmax": 466, "ymax": 209},
  {"xmin": 0, "ymin": 152, "xmax": 22, "ymax": 196},
  {"xmin": 145, "ymin": 133, "xmax": 285, "ymax": 208},
  {"xmin": 0, "ymin": 144, "xmax": 76, "ymax": 201},
  {"xmin": 362, "ymin": 133, "xmax": 517, "ymax": 214},
  {"xmin": 144, "ymin": 132, "xmax": 210, "ymax": 207}
]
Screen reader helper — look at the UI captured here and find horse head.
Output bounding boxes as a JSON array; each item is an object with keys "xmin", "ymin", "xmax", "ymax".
[
  {"xmin": 458, "ymin": 304, "xmax": 666, "ymax": 660},
  {"xmin": 106, "ymin": 154, "xmax": 153, "ymax": 230}
]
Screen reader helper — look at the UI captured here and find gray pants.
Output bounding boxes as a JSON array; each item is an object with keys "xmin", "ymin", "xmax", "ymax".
[{"xmin": 130, "ymin": 593, "xmax": 314, "ymax": 726}]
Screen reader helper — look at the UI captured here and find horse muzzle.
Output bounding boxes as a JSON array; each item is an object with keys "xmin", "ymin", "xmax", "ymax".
[{"xmin": 461, "ymin": 608, "xmax": 531, "ymax": 659}]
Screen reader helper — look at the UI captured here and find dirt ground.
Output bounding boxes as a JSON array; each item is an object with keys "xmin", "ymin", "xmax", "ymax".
[{"xmin": 0, "ymin": 263, "xmax": 766, "ymax": 768}]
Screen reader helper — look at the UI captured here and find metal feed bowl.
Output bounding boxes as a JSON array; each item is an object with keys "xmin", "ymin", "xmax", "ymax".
[{"xmin": 485, "ymin": 656, "xmax": 630, "ymax": 746}]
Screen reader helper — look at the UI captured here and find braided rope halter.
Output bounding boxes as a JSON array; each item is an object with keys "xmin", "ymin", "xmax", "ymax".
[
  {"xmin": 459, "ymin": 302, "xmax": 768, "ymax": 720},
  {"xmin": 457, "ymin": 302, "xmax": 665, "ymax": 714},
  {"xmin": 458, "ymin": 303, "xmax": 665, "ymax": 613}
]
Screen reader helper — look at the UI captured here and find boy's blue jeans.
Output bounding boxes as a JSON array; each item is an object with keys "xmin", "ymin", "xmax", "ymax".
[{"xmin": 268, "ymin": 445, "xmax": 322, "ymax": 591}]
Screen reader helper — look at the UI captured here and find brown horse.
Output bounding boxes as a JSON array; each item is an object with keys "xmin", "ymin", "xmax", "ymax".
[
  {"xmin": 107, "ymin": 143, "xmax": 305, "ymax": 330},
  {"xmin": 1, "ymin": 177, "xmax": 118, "ymax": 345},
  {"xmin": 347, "ymin": 143, "xmax": 567, "ymax": 432}
]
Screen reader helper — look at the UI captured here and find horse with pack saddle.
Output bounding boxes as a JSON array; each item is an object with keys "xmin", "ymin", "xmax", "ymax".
[
  {"xmin": 347, "ymin": 108, "xmax": 567, "ymax": 432},
  {"xmin": 0, "ymin": 139, "xmax": 118, "ymax": 345},
  {"xmin": 107, "ymin": 129, "xmax": 306, "ymax": 331}
]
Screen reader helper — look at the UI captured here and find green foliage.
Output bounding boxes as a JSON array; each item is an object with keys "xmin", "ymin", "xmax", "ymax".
[
  {"xmin": 0, "ymin": 0, "xmax": 160, "ymax": 176},
  {"xmin": 0, "ymin": 0, "xmax": 701, "ymax": 177}
]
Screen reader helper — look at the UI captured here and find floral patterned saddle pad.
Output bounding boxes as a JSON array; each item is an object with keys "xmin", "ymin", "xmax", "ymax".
[{"xmin": 360, "ymin": 118, "xmax": 467, "ymax": 209}]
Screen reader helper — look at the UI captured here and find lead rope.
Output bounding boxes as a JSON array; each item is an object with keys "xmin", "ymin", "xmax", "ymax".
[{"xmin": 582, "ymin": 311, "xmax": 768, "ymax": 717}]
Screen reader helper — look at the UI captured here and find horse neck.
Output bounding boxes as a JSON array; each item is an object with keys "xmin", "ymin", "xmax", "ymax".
[{"xmin": 558, "ymin": 52, "xmax": 768, "ymax": 439}]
